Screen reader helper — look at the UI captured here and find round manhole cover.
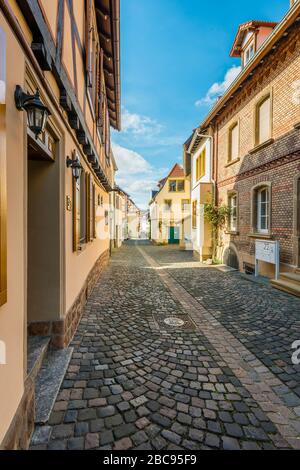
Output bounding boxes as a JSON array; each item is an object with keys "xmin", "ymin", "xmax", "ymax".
[{"xmin": 164, "ymin": 317, "xmax": 185, "ymax": 327}]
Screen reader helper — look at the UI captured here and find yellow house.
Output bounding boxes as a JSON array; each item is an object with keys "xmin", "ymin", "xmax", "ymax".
[{"xmin": 149, "ymin": 164, "xmax": 191, "ymax": 247}]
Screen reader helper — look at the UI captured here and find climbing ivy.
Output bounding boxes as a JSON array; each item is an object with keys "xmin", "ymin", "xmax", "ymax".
[{"xmin": 204, "ymin": 203, "xmax": 231, "ymax": 262}]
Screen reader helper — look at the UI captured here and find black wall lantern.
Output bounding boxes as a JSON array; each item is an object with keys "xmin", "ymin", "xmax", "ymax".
[
  {"xmin": 15, "ymin": 85, "xmax": 51, "ymax": 138},
  {"xmin": 66, "ymin": 152, "xmax": 83, "ymax": 180}
]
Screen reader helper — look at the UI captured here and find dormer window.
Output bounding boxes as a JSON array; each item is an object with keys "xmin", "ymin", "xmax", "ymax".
[
  {"xmin": 244, "ymin": 41, "xmax": 255, "ymax": 66},
  {"xmin": 230, "ymin": 21, "xmax": 277, "ymax": 66}
]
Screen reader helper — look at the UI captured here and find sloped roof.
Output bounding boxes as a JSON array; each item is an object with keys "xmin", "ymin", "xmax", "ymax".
[
  {"xmin": 190, "ymin": 2, "xmax": 300, "ymax": 140},
  {"xmin": 230, "ymin": 20, "xmax": 278, "ymax": 57},
  {"xmin": 149, "ymin": 164, "xmax": 185, "ymax": 205},
  {"xmin": 168, "ymin": 163, "xmax": 184, "ymax": 179}
]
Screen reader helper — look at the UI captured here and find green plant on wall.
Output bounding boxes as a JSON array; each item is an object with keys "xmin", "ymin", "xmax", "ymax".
[{"xmin": 204, "ymin": 203, "xmax": 231, "ymax": 262}]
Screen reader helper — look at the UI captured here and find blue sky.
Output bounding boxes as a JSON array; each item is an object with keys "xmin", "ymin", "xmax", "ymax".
[{"xmin": 112, "ymin": 0, "xmax": 288, "ymax": 209}]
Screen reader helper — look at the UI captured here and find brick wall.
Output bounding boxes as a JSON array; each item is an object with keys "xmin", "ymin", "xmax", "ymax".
[{"xmin": 215, "ymin": 26, "xmax": 300, "ymax": 274}]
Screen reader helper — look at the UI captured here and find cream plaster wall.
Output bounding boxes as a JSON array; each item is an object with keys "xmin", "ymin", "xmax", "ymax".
[{"xmin": 0, "ymin": 14, "xmax": 26, "ymax": 443}]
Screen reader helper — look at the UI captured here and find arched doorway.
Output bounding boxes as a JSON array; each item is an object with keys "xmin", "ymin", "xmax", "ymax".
[{"xmin": 223, "ymin": 245, "xmax": 239, "ymax": 270}]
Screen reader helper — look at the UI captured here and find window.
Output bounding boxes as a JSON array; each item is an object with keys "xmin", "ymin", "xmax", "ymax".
[
  {"xmin": 86, "ymin": 0, "xmax": 100, "ymax": 113},
  {"xmin": 192, "ymin": 201, "xmax": 197, "ymax": 229},
  {"xmin": 164, "ymin": 199, "xmax": 172, "ymax": 211},
  {"xmin": 169, "ymin": 180, "xmax": 185, "ymax": 192},
  {"xmin": 244, "ymin": 42, "xmax": 254, "ymax": 66},
  {"xmin": 228, "ymin": 123, "xmax": 239, "ymax": 162},
  {"xmin": 86, "ymin": 174, "xmax": 95, "ymax": 242},
  {"xmin": 72, "ymin": 162, "xmax": 95, "ymax": 251},
  {"xmin": 228, "ymin": 194, "xmax": 238, "ymax": 232},
  {"xmin": 257, "ymin": 187, "xmax": 270, "ymax": 233},
  {"xmin": 252, "ymin": 185, "xmax": 271, "ymax": 235},
  {"xmin": 256, "ymin": 95, "xmax": 271, "ymax": 145},
  {"xmin": 169, "ymin": 180, "xmax": 177, "ymax": 192},
  {"xmin": 79, "ymin": 170, "xmax": 87, "ymax": 244},
  {"xmin": 196, "ymin": 148, "xmax": 206, "ymax": 181},
  {"xmin": 181, "ymin": 199, "xmax": 190, "ymax": 212},
  {"xmin": 73, "ymin": 172, "xmax": 81, "ymax": 252},
  {"xmin": 177, "ymin": 180, "xmax": 185, "ymax": 192}
]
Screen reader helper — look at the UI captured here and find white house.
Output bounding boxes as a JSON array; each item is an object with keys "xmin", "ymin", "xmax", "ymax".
[{"xmin": 184, "ymin": 133, "xmax": 213, "ymax": 261}]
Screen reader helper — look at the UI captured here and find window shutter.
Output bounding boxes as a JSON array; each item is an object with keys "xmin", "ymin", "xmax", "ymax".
[
  {"xmin": 85, "ymin": 0, "xmax": 93, "ymax": 87},
  {"xmin": 258, "ymin": 97, "xmax": 271, "ymax": 144},
  {"xmin": 97, "ymin": 49, "xmax": 104, "ymax": 129},
  {"xmin": 92, "ymin": 184, "xmax": 96, "ymax": 239},
  {"xmin": 230, "ymin": 124, "xmax": 239, "ymax": 161},
  {"xmin": 85, "ymin": 173, "xmax": 90, "ymax": 242},
  {"xmin": 73, "ymin": 176, "xmax": 80, "ymax": 252},
  {"xmin": 89, "ymin": 176, "xmax": 94, "ymax": 241}
]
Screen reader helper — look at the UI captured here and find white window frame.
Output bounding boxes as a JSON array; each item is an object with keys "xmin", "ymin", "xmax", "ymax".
[
  {"xmin": 229, "ymin": 194, "xmax": 238, "ymax": 232},
  {"xmin": 257, "ymin": 187, "xmax": 270, "ymax": 234},
  {"xmin": 244, "ymin": 41, "xmax": 255, "ymax": 66}
]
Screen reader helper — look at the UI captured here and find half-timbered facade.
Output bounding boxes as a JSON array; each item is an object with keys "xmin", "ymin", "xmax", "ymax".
[{"xmin": 0, "ymin": 0, "xmax": 120, "ymax": 449}]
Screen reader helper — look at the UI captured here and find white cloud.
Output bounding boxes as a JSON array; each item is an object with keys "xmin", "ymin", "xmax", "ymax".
[
  {"xmin": 112, "ymin": 143, "xmax": 152, "ymax": 175},
  {"xmin": 195, "ymin": 65, "xmax": 241, "ymax": 107},
  {"xmin": 121, "ymin": 108, "xmax": 162, "ymax": 137},
  {"xmin": 112, "ymin": 142, "xmax": 167, "ymax": 210}
]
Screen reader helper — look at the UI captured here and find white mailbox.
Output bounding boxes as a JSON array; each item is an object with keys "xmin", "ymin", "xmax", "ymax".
[{"xmin": 255, "ymin": 240, "xmax": 280, "ymax": 280}]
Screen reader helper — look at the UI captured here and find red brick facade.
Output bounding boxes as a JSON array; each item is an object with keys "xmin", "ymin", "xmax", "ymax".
[{"xmin": 213, "ymin": 21, "xmax": 300, "ymax": 276}]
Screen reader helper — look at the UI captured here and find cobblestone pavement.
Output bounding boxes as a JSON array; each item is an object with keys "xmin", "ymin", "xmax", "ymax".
[{"xmin": 31, "ymin": 242, "xmax": 300, "ymax": 450}]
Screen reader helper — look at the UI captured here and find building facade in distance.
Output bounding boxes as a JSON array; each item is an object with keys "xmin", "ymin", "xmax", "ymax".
[{"xmin": 149, "ymin": 164, "xmax": 191, "ymax": 247}]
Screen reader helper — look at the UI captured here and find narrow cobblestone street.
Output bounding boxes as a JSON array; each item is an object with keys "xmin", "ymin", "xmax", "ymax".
[{"xmin": 31, "ymin": 242, "xmax": 300, "ymax": 451}]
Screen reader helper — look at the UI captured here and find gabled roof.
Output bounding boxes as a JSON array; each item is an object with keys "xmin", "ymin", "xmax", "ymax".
[
  {"xmin": 149, "ymin": 164, "xmax": 185, "ymax": 205},
  {"xmin": 167, "ymin": 163, "xmax": 185, "ymax": 179},
  {"xmin": 230, "ymin": 20, "xmax": 278, "ymax": 57}
]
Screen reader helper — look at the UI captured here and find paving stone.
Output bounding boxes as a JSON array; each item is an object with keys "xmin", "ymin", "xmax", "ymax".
[
  {"xmin": 132, "ymin": 431, "xmax": 148, "ymax": 446},
  {"xmin": 97, "ymin": 406, "xmax": 116, "ymax": 418},
  {"xmin": 222, "ymin": 436, "xmax": 240, "ymax": 450},
  {"xmin": 85, "ymin": 433, "xmax": 99, "ymax": 449},
  {"xmin": 100, "ymin": 431, "xmax": 114, "ymax": 446},
  {"xmin": 74, "ymin": 422, "xmax": 89, "ymax": 437},
  {"xmin": 114, "ymin": 438, "xmax": 133, "ymax": 450},
  {"xmin": 32, "ymin": 243, "xmax": 300, "ymax": 451},
  {"xmin": 51, "ymin": 424, "xmax": 74, "ymax": 440},
  {"xmin": 161, "ymin": 430, "xmax": 181, "ymax": 445},
  {"xmin": 205, "ymin": 433, "xmax": 220, "ymax": 448},
  {"xmin": 224, "ymin": 423, "xmax": 244, "ymax": 438},
  {"xmin": 90, "ymin": 419, "xmax": 105, "ymax": 432},
  {"xmin": 67, "ymin": 437, "xmax": 84, "ymax": 450},
  {"xmin": 114, "ymin": 423, "xmax": 137, "ymax": 439}
]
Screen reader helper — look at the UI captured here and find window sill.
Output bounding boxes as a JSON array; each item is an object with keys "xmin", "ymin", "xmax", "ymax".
[
  {"xmin": 248, "ymin": 139, "xmax": 274, "ymax": 154},
  {"xmin": 248, "ymin": 232, "xmax": 273, "ymax": 239},
  {"xmin": 225, "ymin": 158, "xmax": 240, "ymax": 168},
  {"xmin": 225, "ymin": 230, "xmax": 240, "ymax": 236}
]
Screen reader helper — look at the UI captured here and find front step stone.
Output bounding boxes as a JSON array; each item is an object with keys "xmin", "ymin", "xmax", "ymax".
[
  {"xmin": 35, "ymin": 347, "xmax": 73, "ymax": 424},
  {"xmin": 271, "ymin": 278, "xmax": 300, "ymax": 298},
  {"xmin": 27, "ymin": 336, "xmax": 50, "ymax": 380}
]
